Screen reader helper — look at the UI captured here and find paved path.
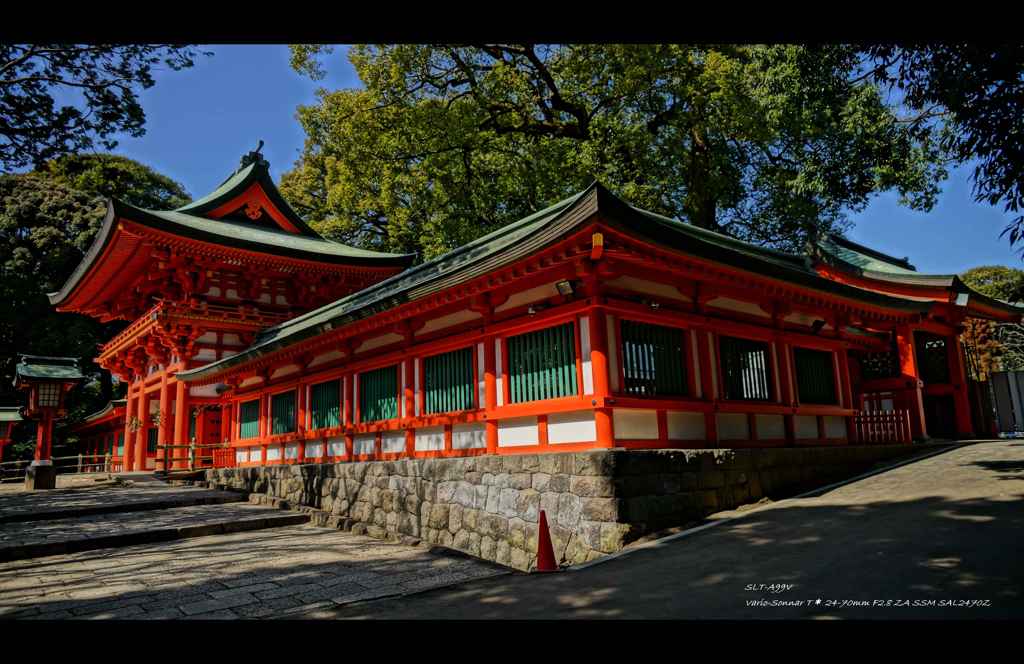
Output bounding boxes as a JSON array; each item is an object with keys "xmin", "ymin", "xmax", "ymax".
[
  {"xmin": 0, "ymin": 502, "xmax": 309, "ymax": 561},
  {"xmin": 0, "ymin": 525, "xmax": 506, "ymax": 619},
  {"xmin": 320, "ymin": 441, "xmax": 1024, "ymax": 620},
  {"xmin": 0, "ymin": 482, "xmax": 244, "ymax": 523}
]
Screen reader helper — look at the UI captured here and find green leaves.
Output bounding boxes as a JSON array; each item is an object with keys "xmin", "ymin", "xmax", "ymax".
[{"xmin": 284, "ymin": 44, "xmax": 948, "ymax": 258}]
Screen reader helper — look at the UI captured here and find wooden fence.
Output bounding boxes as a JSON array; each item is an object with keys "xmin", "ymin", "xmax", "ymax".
[{"xmin": 853, "ymin": 409, "xmax": 912, "ymax": 445}]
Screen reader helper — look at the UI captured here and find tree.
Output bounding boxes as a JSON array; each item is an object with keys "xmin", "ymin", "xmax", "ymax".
[
  {"xmin": 283, "ymin": 44, "xmax": 948, "ymax": 259},
  {"xmin": 960, "ymin": 265, "xmax": 1024, "ymax": 376},
  {"xmin": 865, "ymin": 45, "xmax": 1024, "ymax": 251},
  {"xmin": 0, "ymin": 155, "xmax": 191, "ymax": 453},
  {"xmin": 0, "ymin": 44, "xmax": 210, "ymax": 171}
]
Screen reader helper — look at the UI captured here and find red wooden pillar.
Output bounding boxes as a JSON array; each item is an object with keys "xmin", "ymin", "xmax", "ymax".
[
  {"xmin": 157, "ymin": 374, "xmax": 170, "ymax": 470},
  {"xmin": 122, "ymin": 385, "xmax": 136, "ymax": 472},
  {"xmin": 896, "ymin": 325, "xmax": 928, "ymax": 440},
  {"xmin": 484, "ymin": 336, "xmax": 498, "ymax": 454},
  {"xmin": 403, "ymin": 358, "xmax": 415, "ymax": 457},
  {"xmin": 134, "ymin": 388, "xmax": 148, "ymax": 472},
  {"xmin": 698, "ymin": 330, "xmax": 718, "ymax": 444},
  {"xmin": 173, "ymin": 378, "xmax": 188, "ymax": 470},
  {"xmin": 836, "ymin": 348, "xmax": 857, "ymax": 443},
  {"xmin": 589, "ymin": 309, "xmax": 614, "ymax": 448},
  {"xmin": 947, "ymin": 334, "xmax": 974, "ymax": 438}
]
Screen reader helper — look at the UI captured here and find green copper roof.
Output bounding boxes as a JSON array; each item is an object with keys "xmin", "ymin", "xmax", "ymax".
[
  {"xmin": 819, "ymin": 234, "xmax": 918, "ymax": 275},
  {"xmin": 80, "ymin": 399, "xmax": 126, "ymax": 424},
  {"xmin": 0, "ymin": 407, "xmax": 22, "ymax": 422},
  {"xmin": 14, "ymin": 355, "xmax": 84, "ymax": 383},
  {"xmin": 179, "ymin": 183, "xmax": 935, "ymax": 383}
]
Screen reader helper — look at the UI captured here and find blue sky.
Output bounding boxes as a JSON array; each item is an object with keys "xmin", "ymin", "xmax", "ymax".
[{"xmin": 106, "ymin": 44, "xmax": 1023, "ymax": 276}]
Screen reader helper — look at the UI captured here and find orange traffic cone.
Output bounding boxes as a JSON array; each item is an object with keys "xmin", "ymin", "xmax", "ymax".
[{"xmin": 535, "ymin": 509, "xmax": 558, "ymax": 572}]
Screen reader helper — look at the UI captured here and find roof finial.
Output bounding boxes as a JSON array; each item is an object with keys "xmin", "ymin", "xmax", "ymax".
[{"xmin": 239, "ymin": 140, "xmax": 267, "ymax": 170}]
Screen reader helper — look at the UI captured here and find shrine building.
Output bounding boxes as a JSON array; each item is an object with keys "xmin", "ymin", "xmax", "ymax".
[{"xmin": 59, "ymin": 148, "xmax": 1022, "ymax": 472}]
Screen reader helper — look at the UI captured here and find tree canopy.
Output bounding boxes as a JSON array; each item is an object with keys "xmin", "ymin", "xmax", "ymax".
[
  {"xmin": 283, "ymin": 44, "xmax": 948, "ymax": 259},
  {"xmin": 960, "ymin": 265, "xmax": 1024, "ymax": 377},
  {"xmin": 0, "ymin": 44, "xmax": 209, "ymax": 171},
  {"xmin": 866, "ymin": 45, "xmax": 1024, "ymax": 252},
  {"xmin": 0, "ymin": 154, "xmax": 191, "ymax": 450}
]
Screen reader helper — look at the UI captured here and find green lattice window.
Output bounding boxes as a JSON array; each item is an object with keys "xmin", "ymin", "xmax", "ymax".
[
  {"xmin": 424, "ymin": 347, "xmax": 474, "ymax": 414},
  {"xmin": 720, "ymin": 336, "xmax": 772, "ymax": 401},
  {"xmin": 915, "ymin": 332, "xmax": 950, "ymax": 384},
  {"xmin": 188, "ymin": 409, "xmax": 197, "ymax": 442},
  {"xmin": 507, "ymin": 322, "xmax": 578, "ymax": 404},
  {"xmin": 309, "ymin": 380, "xmax": 341, "ymax": 430},
  {"xmin": 271, "ymin": 391, "xmax": 296, "ymax": 435},
  {"xmin": 620, "ymin": 320, "xmax": 687, "ymax": 397},
  {"xmin": 116, "ymin": 431, "xmax": 124, "ymax": 455},
  {"xmin": 147, "ymin": 427, "xmax": 158, "ymax": 453},
  {"xmin": 360, "ymin": 365, "xmax": 398, "ymax": 423},
  {"xmin": 239, "ymin": 399, "xmax": 260, "ymax": 439},
  {"xmin": 793, "ymin": 347, "xmax": 837, "ymax": 405}
]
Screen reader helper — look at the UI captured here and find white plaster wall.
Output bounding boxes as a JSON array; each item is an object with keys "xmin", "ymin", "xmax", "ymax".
[
  {"xmin": 284, "ymin": 442, "xmax": 300, "ymax": 460},
  {"xmin": 308, "ymin": 350, "xmax": 344, "ymax": 368},
  {"xmin": 717, "ymin": 413, "xmax": 750, "ymax": 440},
  {"xmin": 452, "ymin": 422, "xmax": 486, "ymax": 449},
  {"xmin": 353, "ymin": 433, "xmax": 376, "ymax": 455},
  {"xmin": 196, "ymin": 331, "xmax": 218, "ymax": 344},
  {"xmin": 189, "ymin": 384, "xmax": 220, "ymax": 398},
  {"xmin": 235, "ymin": 448, "xmax": 248, "ymax": 464},
  {"xmin": 498, "ymin": 416, "xmax": 538, "ymax": 447},
  {"xmin": 667, "ymin": 411, "xmax": 705, "ymax": 440},
  {"xmin": 755, "ymin": 414, "xmax": 786, "ymax": 440},
  {"xmin": 266, "ymin": 446, "xmax": 281, "ymax": 461},
  {"xmin": 221, "ymin": 333, "xmax": 243, "ymax": 346},
  {"xmin": 605, "ymin": 275, "xmax": 690, "ymax": 301},
  {"xmin": 580, "ymin": 316, "xmax": 593, "ymax": 395},
  {"xmin": 306, "ymin": 441, "xmax": 324, "ymax": 458},
  {"xmin": 270, "ymin": 364, "xmax": 299, "ymax": 380},
  {"xmin": 614, "ymin": 409, "xmax": 658, "ymax": 440},
  {"xmin": 794, "ymin": 415, "xmax": 819, "ymax": 439},
  {"xmin": 192, "ymin": 348, "xmax": 217, "ymax": 362},
  {"xmin": 547, "ymin": 410, "xmax": 596, "ymax": 444},
  {"xmin": 382, "ymin": 431, "xmax": 406, "ymax": 453},
  {"xmin": 494, "ymin": 283, "xmax": 559, "ymax": 312},
  {"xmin": 416, "ymin": 309, "xmax": 482, "ymax": 335},
  {"xmin": 356, "ymin": 333, "xmax": 404, "ymax": 353},
  {"xmin": 414, "ymin": 426, "xmax": 445, "ymax": 451},
  {"xmin": 706, "ymin": 297, "xmax": 770, "ymax": 318},
  {"xmin": 825, "ymin": 416, "xmax": 847, "ymax": 439}
]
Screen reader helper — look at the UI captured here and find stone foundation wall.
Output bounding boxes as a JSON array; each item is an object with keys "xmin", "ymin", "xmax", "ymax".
[{"xmin": 205, "ymin": 444, "xmax": 921, "ymax": 571}]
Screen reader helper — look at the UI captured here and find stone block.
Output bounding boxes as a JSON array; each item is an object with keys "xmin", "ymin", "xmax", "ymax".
[
  {"xmin": 480, "ymin": 536, "xmax": 496, "ymax": 560},
  {"xmin": 428, "ymin": 504, "xmax": 450, "ymax": 530},
  {"xmin": 498, "ymin": 487, "xmax": 519, "ymax": 517},
  {"xmin": 496, "ymin": 540, "xmax": 511, "ymax": 566},
  {"xmin": 581, "ymin": 497, "xmax": 620, "ymax": 522},
  {"xmin": 570, "ymin": 475, "xmax": 615, "ymax": 497},
  {"xmin": 699, "ymin": 470, "xmax": 725, "ymax": 489},
  {"xmin": 509, "ymin": 473, "xmax": 533, "ymax": 490},
  {"xmin": 599, "ymin": 523, "xmax": 629, "ymax": 553},
  {"xmin": 573, "ymin": 451, "xmax": 615, "ymax": 476},
  {"xmin": 485, "ymin": 486, "xmax": 501, "ymax": 514},
  {"xmin": 516, "ymin": 489, "xmax": 540, "ymax": 522},
  {"xmin": 502, "ymin": 455, "xmax": 524, "ymax": 472},
  {"xmin": 532, "ymin": 473, "xmax": 552, "ymax": 491},
  {"xmin": 449, "ymin": 504, "xmax": 463, "ymax": 534},
  {"xmin": 556, "ymin": 493, "xmax": 582, "ymax": 529}
]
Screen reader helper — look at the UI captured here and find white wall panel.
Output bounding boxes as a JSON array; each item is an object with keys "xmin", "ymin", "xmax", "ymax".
[
  {"xmin": 614, "ymin": 409, "xmax": 658, "ymax": 440},
  {"xmin": 547, "ymin": 410, "xmax": 596, "ymax": 444},
  {"xmin": 498, "ymin": 416, "xmax": 538, "ymax": 447},
  {"xmin": 414, "ymin": 426, "xmax": 445, "ymax": 451},
  {"xmin": 667, "ymin": 411, "xmax": 705, "ymax": 440}
]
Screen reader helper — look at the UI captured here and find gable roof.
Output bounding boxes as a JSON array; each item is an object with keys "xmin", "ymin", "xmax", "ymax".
[
  {"xmin": 179, "ymin": 183, "xmax": 935, "ymax": 383},
  {"xmin": 14, "ymin": 355, "xmax": 84, "ymax": 384}
]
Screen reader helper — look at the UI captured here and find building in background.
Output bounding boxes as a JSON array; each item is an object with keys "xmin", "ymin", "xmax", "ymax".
[{"xmin": 61, "ymin": 148, "xmax": 1022, "ymax": 472}]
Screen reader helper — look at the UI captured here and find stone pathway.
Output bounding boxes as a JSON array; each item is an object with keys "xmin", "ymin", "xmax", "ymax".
[
  {"xmin": 0, "ymin": 502, "xmax": 310, "ymax": 561},
  {"xmin": 0, "ymin": 482, "xmax": 245, "ymax": 523},
  {"xmin": 318, "ymin": 441, "xmax": 1024, "ymax": 620},
  {"xmin": 0, "ymin": 525, "xmax": 507, "ymax": 619}
]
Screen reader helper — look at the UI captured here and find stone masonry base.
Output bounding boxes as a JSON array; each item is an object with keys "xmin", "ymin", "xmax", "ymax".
[{"xmin": 205, "ymin": 445, "xmax": 920, "ymax": 572}]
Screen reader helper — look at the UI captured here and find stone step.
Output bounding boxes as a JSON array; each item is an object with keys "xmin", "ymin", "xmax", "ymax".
[
  {"xmin": 0, "ymin": 485, "xmax": 248, "ymax": 524},
  {"xmin": 0, "ymin": 503, "xmax": 310, "ymax": 562}
]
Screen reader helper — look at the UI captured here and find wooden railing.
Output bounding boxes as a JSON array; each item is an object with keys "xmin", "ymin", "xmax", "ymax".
[
  {"xmin": 0, "ymin": 453, "xmax": 116, "ymax": 483},
  {"xmin": 853, "ymin": 409, "xmax": 912, "ymax": 445},
  {"xmin": 212, "ymin": 447, "xmax": 237, "ymax": 468},
  {"xmin": 155, "ymin": 441, "xmax": 230, "ymax": 473}
]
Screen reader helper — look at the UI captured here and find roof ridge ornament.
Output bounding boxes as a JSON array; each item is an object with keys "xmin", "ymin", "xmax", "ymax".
[{"xmin": 239, "ymin": 139, "xmax": 268, "ymax": 171}]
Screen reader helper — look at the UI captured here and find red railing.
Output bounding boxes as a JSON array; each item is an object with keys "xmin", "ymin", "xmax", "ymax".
[
  {"xmin": 212, "ymin": 447, "xmax": 237, "ymax": 468},
  {"xmin": 854, "ymin": 409, "xmax": 912, "ymax": 444}
]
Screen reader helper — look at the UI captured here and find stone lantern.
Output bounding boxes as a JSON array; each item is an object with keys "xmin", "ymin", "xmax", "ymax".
[
  {"xmin": 0, "ymin": 407, "xmax": 21, "ymax": 461},
  {"xmin": 14, "ymin": 355, "xmax": 84, "ymax": 490}
]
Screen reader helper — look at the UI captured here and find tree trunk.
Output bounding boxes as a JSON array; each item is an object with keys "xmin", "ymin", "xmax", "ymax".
[{"xmin": 685, "ymin": 126, "xmax": 718, "ymax": 231}]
